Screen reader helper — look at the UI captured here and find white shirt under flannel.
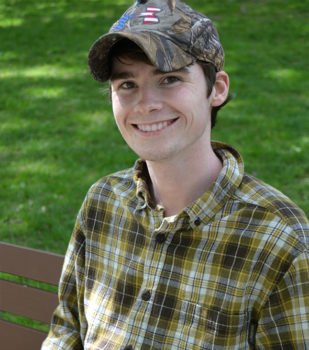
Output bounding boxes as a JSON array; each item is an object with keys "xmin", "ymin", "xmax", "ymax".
[{"xmin": 42, "ymin": 142, "xmax": 309, "ymax": 349}]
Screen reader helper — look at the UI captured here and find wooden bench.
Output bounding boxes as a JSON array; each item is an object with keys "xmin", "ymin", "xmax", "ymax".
[{"xmin": 0, "ymin": 241, "xmax": 64, "ymax": 350}]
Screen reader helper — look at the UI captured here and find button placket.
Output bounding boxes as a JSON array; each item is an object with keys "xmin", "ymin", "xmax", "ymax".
[
  {"xmin": 194, "ymin": 217, "xmax": 202, "ymax": 226},
  {"xmin": 141, "ymin": 290, "xmax": 151, "ymax": 301},
  {"xmin": 155, "ymin": 233, "xmax": 166, "ymax": 243},
  {"xmin": 123, "ymin": 345, "xmax": 134, "ymax": 350}
]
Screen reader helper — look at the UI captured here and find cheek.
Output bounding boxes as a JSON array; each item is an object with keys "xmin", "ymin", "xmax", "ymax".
[
  {"xmin": 164, "ymin": 88, "xmax": 193, "ymax": 111},
  {"xmin": 111, "ymin": 94, "xmax": 124, "ymax": 121},
  {"xmin": 111, "ymin": 92, "xmax": 134, "ymax": 118},
  {"xmin": 111, "ymin": 99, "xmax": 125, "ymax": 135},
  {"xmin": 171, "ymin": 87, "xmax": 208, "ymax": 116}
]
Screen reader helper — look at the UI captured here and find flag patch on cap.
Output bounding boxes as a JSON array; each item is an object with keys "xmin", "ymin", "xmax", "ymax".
[{"xmin": 138, "ymin": 7, "xmax": 161, "ymax": 23}]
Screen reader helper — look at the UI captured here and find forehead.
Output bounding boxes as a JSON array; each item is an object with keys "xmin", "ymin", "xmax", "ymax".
[{"xmin": 110, "ymin": 56, "xmax": 193, "ymax": 81}]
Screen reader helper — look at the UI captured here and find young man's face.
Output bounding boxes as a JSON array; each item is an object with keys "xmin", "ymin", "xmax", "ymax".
[{"xmin": 110, "ymin": 56, "xmax": 215, "ymax": 163}]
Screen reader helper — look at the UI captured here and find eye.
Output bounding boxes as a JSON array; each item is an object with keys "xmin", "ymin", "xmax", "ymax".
[
  {"xmin": 162, "ymin": 76, "xmax": 180, "ymax": 85},
  {"xmin": 119, "ymin": 81, "xmax": 136, "ymax": 90}
]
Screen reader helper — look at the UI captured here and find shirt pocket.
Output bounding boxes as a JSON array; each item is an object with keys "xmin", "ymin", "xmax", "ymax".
[
  {"xmin": 200, "ymin": 307, "xmax": 248, "ymax": 338},
  {"xmin": 179, "ymin": 300, "xmax": 250, "ymax": 348}
]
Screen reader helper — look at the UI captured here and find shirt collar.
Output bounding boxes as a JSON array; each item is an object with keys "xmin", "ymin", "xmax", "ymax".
[
  {"xmin": 133, "ymin": 141, "xmax": 244, "ymax": 222},
  {"xmin": 185, "ymin": 141, "xmax": 244, "ymax": 225},
  {"xmin": 134, "ymin": 159, "xmax": 156, "ymax": 210}
]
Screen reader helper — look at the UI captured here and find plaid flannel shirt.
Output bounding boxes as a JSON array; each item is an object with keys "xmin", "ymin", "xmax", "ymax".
[{"xmin": 42, "ymin": 142, "xmax": 309, "ymax": 349}]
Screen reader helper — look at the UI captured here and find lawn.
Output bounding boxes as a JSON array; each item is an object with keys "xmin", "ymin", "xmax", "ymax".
[{"xmin": 1, "ymin": 0, "xmax": 309, "ymax": 256}]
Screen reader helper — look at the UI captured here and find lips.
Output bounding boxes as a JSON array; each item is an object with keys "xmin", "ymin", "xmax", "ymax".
[{"xmin": 135, "ymin": 119, "xmax": 177, "ymax": 132}]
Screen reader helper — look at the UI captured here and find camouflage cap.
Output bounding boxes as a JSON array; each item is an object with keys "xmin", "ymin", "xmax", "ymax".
[{"xmin": 88, "ymin": 0, "xmax": 224, "ymax": 83}]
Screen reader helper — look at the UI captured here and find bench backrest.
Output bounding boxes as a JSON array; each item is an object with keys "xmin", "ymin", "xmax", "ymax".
[{"xmin": 0, "ymin": 241, "xmax": 64, "ymax": 350}]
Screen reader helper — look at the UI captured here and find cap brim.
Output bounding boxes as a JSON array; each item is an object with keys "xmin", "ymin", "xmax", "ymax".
[{"xmin": 88, "ymin": 31, "xmax": 195, "ymax": 83}]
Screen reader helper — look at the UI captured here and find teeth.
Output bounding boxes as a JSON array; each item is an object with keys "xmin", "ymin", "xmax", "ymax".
[{"xmin": 137, "ymin": 120, "xmax": 171, "ymax": 132}]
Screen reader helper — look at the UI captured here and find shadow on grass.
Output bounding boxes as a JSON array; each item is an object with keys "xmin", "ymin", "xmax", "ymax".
[
  {"xmin": 0, "ymin": 0, "xmax": 137, "ymax": 251},
  {"xmin": 1, "ymin": 0, "xmax": 309, "ymax": 252}
]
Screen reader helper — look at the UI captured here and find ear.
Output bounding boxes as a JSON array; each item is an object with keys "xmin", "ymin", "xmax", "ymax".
[{"xmin": 211, "ymin": 71, "xmax": 229, "ymax": 107}]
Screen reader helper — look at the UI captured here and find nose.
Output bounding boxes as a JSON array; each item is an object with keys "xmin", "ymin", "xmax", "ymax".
[{"xmin": 134, "ymin": 84, "xmax": 163, "ymax": 115}]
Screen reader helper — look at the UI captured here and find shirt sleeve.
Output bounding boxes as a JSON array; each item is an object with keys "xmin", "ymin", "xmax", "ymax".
[
  {"xmin": 41, "ymin": 213, "xmax": 87, "ymax": 349},
  {"xmin": 256, "ymin": 250, "xmax": 309, "ymax": 348}
]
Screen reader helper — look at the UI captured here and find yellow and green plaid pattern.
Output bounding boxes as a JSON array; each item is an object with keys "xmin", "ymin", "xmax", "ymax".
[{"xmin": 43, "ymin": 142, "xmax": 309, "ymax": 349}]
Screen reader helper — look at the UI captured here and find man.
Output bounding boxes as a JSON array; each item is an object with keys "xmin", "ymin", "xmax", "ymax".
[{"xmin": 42, "ymin": 0, "xmax": 309, "ymax": 348}]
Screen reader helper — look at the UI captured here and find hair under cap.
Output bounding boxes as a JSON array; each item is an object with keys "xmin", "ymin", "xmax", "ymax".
[{"xmin": 88, "ymin": 0, "xmax": 224, "ymax": 82}]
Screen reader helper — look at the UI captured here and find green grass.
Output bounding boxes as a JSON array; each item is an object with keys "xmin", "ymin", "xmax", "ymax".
[{"xmin": 1, "ymin": 0, "xmax": 309, "ymax": 257}]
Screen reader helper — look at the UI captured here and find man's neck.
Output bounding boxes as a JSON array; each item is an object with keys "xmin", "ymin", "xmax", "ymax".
[{"xmin": 146, "ymin": 144, "xmax": 222, "ymax": 217}]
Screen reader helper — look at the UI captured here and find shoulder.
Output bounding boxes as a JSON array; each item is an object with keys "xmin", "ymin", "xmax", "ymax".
[
  {"xmin": 88, "ymin": 167, "xmax": 136, "ymax": 198},
  {"xmin": 234, "ymin": 173, "xmax": 309, "ymax": 248},
  {"xmin": 78, "ymin": 166, "xmax": 138, "ymax": 217},
  {"xmin": 75, "ymin": 166, "xmax": 138, "ymax": 232}
]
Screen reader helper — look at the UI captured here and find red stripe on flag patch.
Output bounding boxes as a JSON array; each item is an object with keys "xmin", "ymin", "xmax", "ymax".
[{"xmin": 138, "ymin": 7, "xmax": 161, "ymax": 24}]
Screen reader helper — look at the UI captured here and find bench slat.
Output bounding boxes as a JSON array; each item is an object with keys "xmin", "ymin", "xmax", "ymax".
[
  {"xmin": 0, "ymin": 241, "xmax": 64, "ymax": 285},
  {"xmin": 0, "ymin": 278, "xmax": 59, "ymax": 324},
  {"xmin": 0, "ymin": 319, "xmax": 47, "ymax": 350}
]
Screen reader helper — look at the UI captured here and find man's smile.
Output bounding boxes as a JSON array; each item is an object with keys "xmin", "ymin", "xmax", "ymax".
[{"xmin": 134, "ymin": 118, "xmax": 178, "ymax": 133}]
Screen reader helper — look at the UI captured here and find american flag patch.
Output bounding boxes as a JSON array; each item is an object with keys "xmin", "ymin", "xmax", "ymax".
[{"xmin": 138, "ymin": 7, "xmax": 161, "ymax": 24}]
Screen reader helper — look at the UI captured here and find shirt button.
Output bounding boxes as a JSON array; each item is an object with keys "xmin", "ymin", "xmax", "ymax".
[
  {"xmin": 156, "ymin": 233, "xmax": 166, "ymax": 243},
  {"xmin": 141, "ymin": 290, "xmax": 151, "ymax": 301},
  {"xmin": 194, "ymin": 217, "xmax": 202, "ymax": 226}
]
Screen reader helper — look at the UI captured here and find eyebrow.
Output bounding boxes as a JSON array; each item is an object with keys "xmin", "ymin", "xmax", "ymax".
[
  {"xmin": 110, "ymin": 66, "xmax": 190, "ymax": 82},
  {"xmin": 153, "ymin": 66, "xmax": 190, "ymax": 75},
  {"xmin": 110, "ymin": 71, "xmax": 134, "ymax": 81}
]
